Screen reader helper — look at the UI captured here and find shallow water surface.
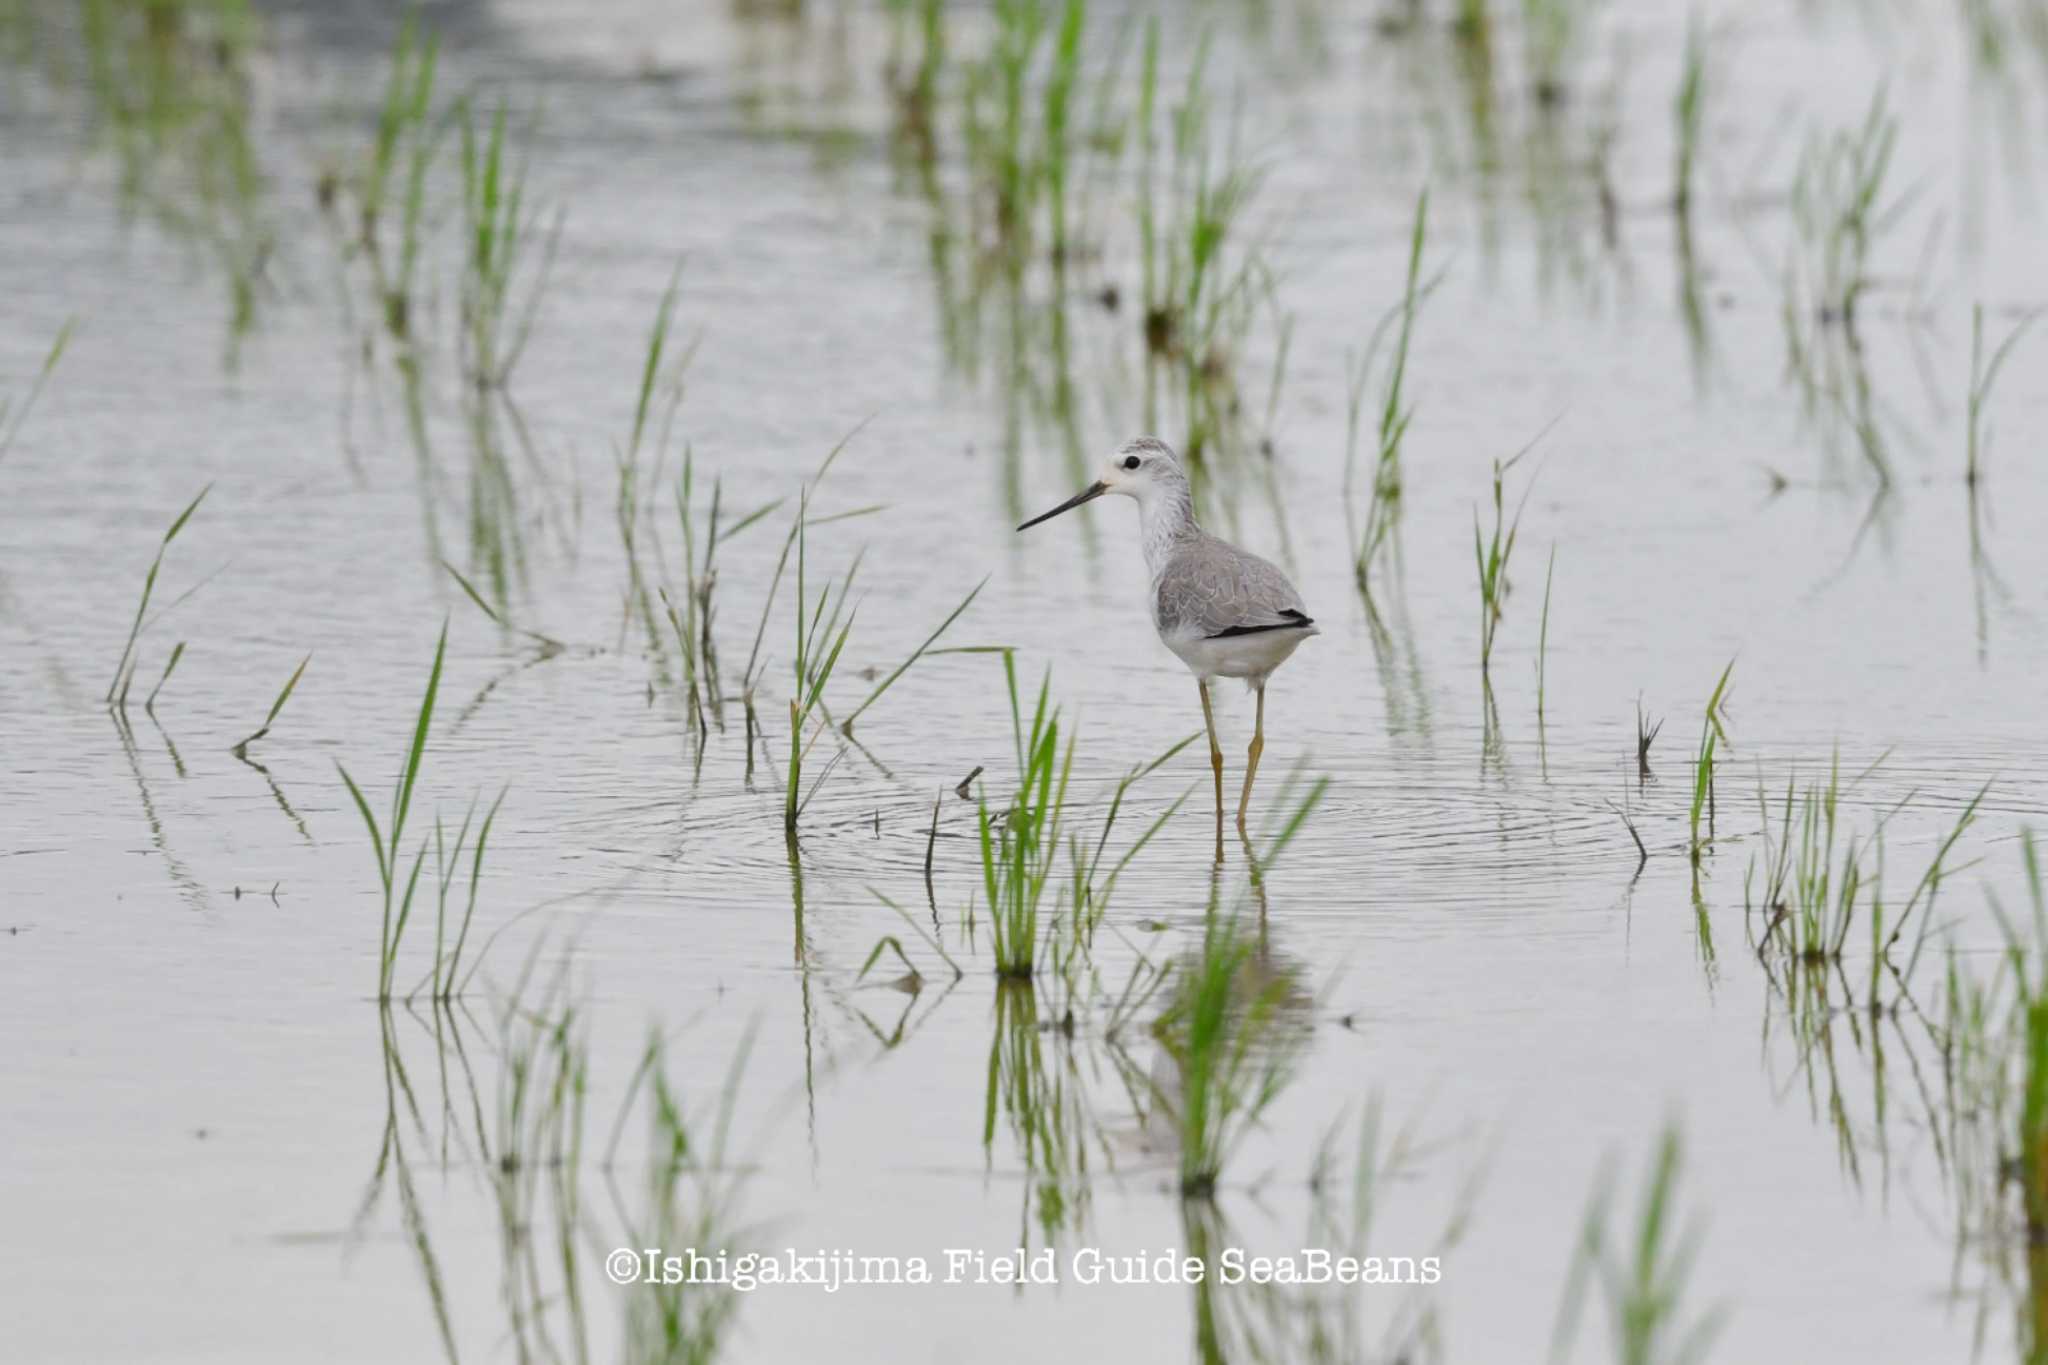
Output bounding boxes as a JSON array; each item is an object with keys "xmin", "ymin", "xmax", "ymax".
[{"xmin": 5, "ymin": 1, "xmax": 2048, "ymax": 1361}]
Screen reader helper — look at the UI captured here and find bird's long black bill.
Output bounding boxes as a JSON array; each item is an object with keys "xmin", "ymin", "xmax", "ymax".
[{"xmin": 1016, "ymin": 481, "xmax": 1107, "ymax": 531}]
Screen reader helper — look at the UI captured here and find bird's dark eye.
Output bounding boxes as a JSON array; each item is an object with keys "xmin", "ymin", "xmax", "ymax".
[{"xmin": 1122, "ymin": 455, "xmax": 1141, "ymax": 471}]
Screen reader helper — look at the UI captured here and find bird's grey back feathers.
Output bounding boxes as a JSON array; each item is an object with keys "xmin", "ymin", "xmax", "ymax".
[{"xmin": 1152, "ymin": 533, "xmax": 1312, "ymax": 641}]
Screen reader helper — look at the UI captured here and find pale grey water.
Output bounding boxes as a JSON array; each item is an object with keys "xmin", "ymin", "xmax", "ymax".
[{"xmin": 4, "ymin": 1, "xmax": 2048, "ymax": 1361}]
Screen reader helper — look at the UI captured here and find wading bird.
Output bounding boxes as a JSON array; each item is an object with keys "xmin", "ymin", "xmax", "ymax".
[{"xmin": 1016, "ymin": 436, "xmax": 1317, "ymax": 857}]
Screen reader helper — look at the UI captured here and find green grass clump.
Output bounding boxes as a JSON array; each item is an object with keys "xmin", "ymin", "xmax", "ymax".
[
  {"xmin": 337, "ymin": 623, "xmax": 501, "ymax": 1004},
  {"xmin": 320, "ymin": 18, "xmax": 560, "ymax": 602},
  {"xmin": 763, "ymin": 433, "xmax": 981, "ymax": 830},
  {"xmin": 1473, "ymin": 444, "xmax": 1535, "ymax": 687},
  {"xmin": 1994, "ymin": 836, "xmax": 2048, "ymax": 1249},
  {"xmin": 980, "ymin": 662, "xmax": 1076, "ymax": 980},
  {"xmin": 1932, "ymin": 832, "xmax": 2048, "ymax": 1356},
  {"xmin": 1782, "ymin": 88, "xmax": 1911, "ymax": 485},
  {"xmin": 960, "ymin": 0, "xmax": 1093, "ymax": 259},
  {"xmin": 336, "ymin": 623, "xmax": 445, "ymax": 1003},
  {"xmin": 1134, "ymin": 22, "xmax": 1282, "ymax": 472},
  {"xmin": 325, "ymin": 16, "xmax": 442, "ymax": 509},
  {"xmin": 1789, "ymin": 87, "xmax": 1900, "ymax": 334},
  {"xmin": 781, "ymin": 489, "xmax": 859, "ymax": 831},
  {"xmin": 1348, "ymin": 188, "xmax": 1433, "ymax": 596},
  {"xmin": 1686, "ymin": 660, "xmax": 1734, "ymax": 866},
  {"xmin": 73, "ymin": 0, "xmax": 271, "ymax": 365},
  {"xmin": 454, "ymin": 96, "xmax": 560, "ymax": 606},
  {"xmin": 1746, "ymin": 752, "xmax": 1983, "ymax": 986},
  {"xmin": 973, "ymin": 659, "xmax": 1190, "ymax": 983}
]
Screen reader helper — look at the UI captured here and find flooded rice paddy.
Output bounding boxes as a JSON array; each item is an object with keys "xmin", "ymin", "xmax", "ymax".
[{"xmin": 5, "ymin": 0, "xmax": 2048, "ymax": 1360}]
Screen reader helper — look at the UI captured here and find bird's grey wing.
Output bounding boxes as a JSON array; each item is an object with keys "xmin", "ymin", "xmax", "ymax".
[{"xmin": 1154, "ymin": 540, "xmax": 1313, "ymax": 640}]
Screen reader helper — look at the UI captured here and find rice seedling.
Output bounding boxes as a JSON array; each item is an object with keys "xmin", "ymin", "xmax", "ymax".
[
  {"xmin": 456, "ymin": 97, "xmax": 556, "ymax": 399},
  {"xmin": 441, "ymin": 558, "xmax": 565, "ymax": 659},
  {"xmin": 956, "ymin": 0, "xmax": 1096, "ymax": 262},
  {"xmin": 1930, "ymin": 834, "xmax": 2048, "ymax": 1356},
  {"xmin": 607, "ymin": 284, "xmax": 783, "ymax": 743},
  {"xmin": 756, "ymin": 455, "xmax": 978, "ymax": 828},
  {"xmin": 105, "ymin": 485, "xmax": 210, "ymax": 710},
  {"xmin": 2000, "ymin": 836, "xmax": 2048, "ymax": 1225},
  {"xmin": 737, "ymin": 430, "xmax": 863, "ymax": 723},
  {"xmin": 230, "ymin": 654, "xmax": 310, "ymax": 758},
  {"xmin": 59, "ymin": 0, "xmax": 273, "ymax": 365},
  {"xmin": 143, "ymin": 641, "xmax": 186, "ymax": 716},
  {"xmin": 454, "ymin": 96, "xmax": 561, "ymax": 606},
  {"xmin": 1745, "ymin": 749, "xmax": 1860, "ymax": 966},
  {"xmin": 1537, "ymin": 543, "xmax": 1556, "ymax": 722},
  {"xmin": 1671, "ymin": 14, "xmax": 1708, "ymax": 219},
  {"xmin": 615, "ymin": 265, "xmax": 695, "ymax": 646},
  {"xmin": 979, "ymin": 662, "xmax": 1076, "ymax": 980},
  {"xmin": 1636, "ymin": 696, "xmax": 1662, "ymax": 782},
  {"xmin": 1070, "ymin": 737, "xmax": 1195, "ymax": 927},
  {"xmin": 1746, "ymin": 751, "xmax": 1984, "ymax": 987},
  {"xmin": 1787, "ymin": 85, "xmax": 1905, "ymax": 331},
  {"xmin": 1783, "ymin": 88, "xmax": 1916, "ymax": 484},
  {"xmin": 1347, "ymin": 188, "xmax": 1433, "ymax": 595},
  {"xmin": 883, "ymin": 0, "xmax": 947, "ymax": 163},
  {"xmin": 1522, "ymin": 0, "xmax": 1604, "ymax": 110},
  {"xmin": 326, "ymin": 16, "xmax": 442, "ymax": 509},
  {"xmin": 1472, "ymin": 445, "xmax": 1535, "ymax": 686},
  {"xmin": 1686, "ymin": 660, "xmax": 1733, "ymax": 866},
  {"xmin": 1966, "ymin": 303, "xmax": 2041, "ymax": 489},
  {"xmin": 425, "ymin": 790, "xmax": 504, "ymax": 1004},
  {"xmin": 0, "ymin": 317, "xmax": 74, "ymax": 463},
  {"xmin": 1552, "ymin": 1122, "xmax": 1724, "ymax": 1365},
  {"xmin": 1133, "ymin": 26, "xmax": 1283, "ymax": 472},
  {"xmin": 781, "ymin": 492, "xmax": 859, "ymax": 831},
  {"xmin": 839, "ymin": 575, "xmax": 987, "ymax": 736},
  {"xmin": 971, "ymin": 658, "xmax": 1192, "ymax": 983},
  {"xmin": 323, "ymin": 19, "xmax": 561, "ymax": 599},
  {"xmin": 337, "ymin": 623, "xmax": 453, "ymax": 1002}
]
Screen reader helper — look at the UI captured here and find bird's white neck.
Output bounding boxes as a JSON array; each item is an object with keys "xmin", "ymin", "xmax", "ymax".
[{"xmin": 1136, "ymin": 476, "xmax": 1200, "ymax": 579}]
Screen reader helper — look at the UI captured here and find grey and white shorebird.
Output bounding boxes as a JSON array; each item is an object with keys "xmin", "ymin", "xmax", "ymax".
[{"xmin": 1016, "ymin": 436, "xmax": 1317, "ymax": 855}]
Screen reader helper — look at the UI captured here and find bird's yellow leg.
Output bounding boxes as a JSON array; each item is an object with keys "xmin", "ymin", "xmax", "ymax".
[
  {"xmin": 1236, "ymin": 684, "xmax": 1266, "ymax": 834},
  {"xmin": 1198, "ymin": 679, "xmax": 1225, "ymax": 861}
]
